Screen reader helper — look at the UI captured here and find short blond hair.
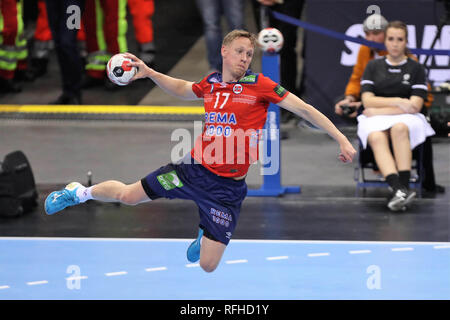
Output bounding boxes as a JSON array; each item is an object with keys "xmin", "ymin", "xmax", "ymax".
[{"xmin": 222, "ymin": 29, "xmax": 257, "ymax": 48}]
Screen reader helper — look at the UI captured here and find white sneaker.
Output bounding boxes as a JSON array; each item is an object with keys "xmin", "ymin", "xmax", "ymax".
[{"xmin": 387, "ymin": 189, "xmax": 416, "ymax": 212}]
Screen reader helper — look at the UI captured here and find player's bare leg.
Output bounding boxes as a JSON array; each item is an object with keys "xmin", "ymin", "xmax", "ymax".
[
  {"xmin": 45, "ymin": 180, "xmax": 150, "ymax": 215},
  {"xmin": 199, "ymin": 237, "xmax": 227, "ymax": 273},
  {"xmin": 91, "ymin": 180, "xmax": 150, "ymax": 205}
]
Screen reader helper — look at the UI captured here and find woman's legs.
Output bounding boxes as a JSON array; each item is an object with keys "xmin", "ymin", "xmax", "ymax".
[
  {"xmin": 367, "ymin": 125, "xmax": 415, "ymax": 211},
  {"xmin": 390, "ymin": 123, "xmax": 412, "ymax": 171},
  {"xmin": 367, "ymin": 124, "xmax": 412, "ymax": 180},
  {"xmin": 367, "ymin": 130, "xmax": 397, "ymax": 177}
]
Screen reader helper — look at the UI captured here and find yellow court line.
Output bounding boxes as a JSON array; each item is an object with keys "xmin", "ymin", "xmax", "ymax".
[{"xmin": 0, "ymin": 105, "xmax": 205, "ymax": 115}]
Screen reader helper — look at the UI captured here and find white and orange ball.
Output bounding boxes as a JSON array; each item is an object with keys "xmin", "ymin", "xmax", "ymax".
[
  {"xmin": 257, "ymin": 28, "xmax": 284, "ymax": 53},
  {"xmin": 106, "ymin": 53, "xmax": 137, "ymax": 86}
]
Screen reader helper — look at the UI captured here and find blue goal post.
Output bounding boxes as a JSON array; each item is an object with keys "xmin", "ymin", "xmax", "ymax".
[{"xmin": 247, "ymin": 53, "xmax": 301, "ymax": 197}]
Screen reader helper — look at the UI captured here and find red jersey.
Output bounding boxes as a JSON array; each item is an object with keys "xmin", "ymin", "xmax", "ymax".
[{"xmin": 190, "ymin": 71, "xmax": 289, "ymax": 178}]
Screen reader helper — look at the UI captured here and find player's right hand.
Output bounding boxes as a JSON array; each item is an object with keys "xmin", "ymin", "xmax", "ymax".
[{"xmin": 122, "ymin": 52, "xmax": 154, "ymax": 81}]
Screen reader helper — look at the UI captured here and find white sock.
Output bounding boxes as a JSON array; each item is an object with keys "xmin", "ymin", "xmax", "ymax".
[{"xmin": 76, "ymin": 185, "xmax": 93, "ymax": 203}]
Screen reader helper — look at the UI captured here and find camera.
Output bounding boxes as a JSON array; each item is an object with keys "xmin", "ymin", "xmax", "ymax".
[{"xmin": 340, "ymin": 104, "xmax": 356, "ymax": 116}]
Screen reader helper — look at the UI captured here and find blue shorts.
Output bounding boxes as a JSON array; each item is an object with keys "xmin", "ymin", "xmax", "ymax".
[{"xmin": 140, "ymin": 156, "xmax": 247, "ymax": 245}]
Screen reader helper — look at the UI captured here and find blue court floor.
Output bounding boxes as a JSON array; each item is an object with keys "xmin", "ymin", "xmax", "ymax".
[{"xmin": 0, "ymin": 237, "xmax": 449, "ymax": 300}]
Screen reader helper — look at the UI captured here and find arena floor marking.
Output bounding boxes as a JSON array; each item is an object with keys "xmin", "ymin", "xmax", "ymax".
[
  {"xmin": 0, "ymin": 237, "xmax": 448, "ymax": 300},
  {"xmin": 0, "ymin": 105, "xmax": 204, "ymax": 115}
]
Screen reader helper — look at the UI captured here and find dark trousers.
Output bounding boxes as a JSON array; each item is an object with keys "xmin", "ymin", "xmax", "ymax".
[
  {"xmin": 45, "ymin": 0, "xmax": 85, "ymax": 99},
  {"xmin": 422, "ymin": 136, "xmax": 438, "ymax": 191}
]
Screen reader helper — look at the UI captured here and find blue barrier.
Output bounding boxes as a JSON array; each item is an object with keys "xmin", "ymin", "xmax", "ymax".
[
  {"xmin": 271, "ymin": 10, "xmax": 450, "ymax": 56},
  {"xmin": 247, "ymin": 53, "xmax": 301, "ymax": 197}
]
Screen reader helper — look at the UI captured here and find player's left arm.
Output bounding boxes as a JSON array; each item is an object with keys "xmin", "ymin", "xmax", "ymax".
[
  {"xmin": 123, "ymin": 53, "xmax": 200, "ymax": 101},
  {"xmin": 278, "ymin": 92, "xmax": 357, "ymax": 163}
]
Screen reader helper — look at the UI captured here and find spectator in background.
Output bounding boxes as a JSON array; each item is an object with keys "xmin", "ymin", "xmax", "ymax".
[
  {"xmin": 0, "ymin": 0, "xmax": 28, "ymax": 94},
  {"xmin": 82, "ymin": 0, "xmax": 128, "ymax": 90},
  {"xmin": 45, "ymin": 0, "xmax": 85, "ymax": 104},
  {"xmin": 31, "ymin": 0, "xmax": 87, "ymax": 81},
  {"xmin": 30, "ymin": 0, "xmax": 54, "ymax": 79},
  {"xmin": 128, "ymin": 0, "xmax": 156, "ymax": 68},
  {"xmin": 335, "ymin": 13, "xmax": 388, "ymax": 119},
  {"xmin": 357, "ymin": 21, "xmax": 435, "ymax": 211},
  {"xmin": 195, "ymin": 0, "xmax": 245, "ymax": 72}
]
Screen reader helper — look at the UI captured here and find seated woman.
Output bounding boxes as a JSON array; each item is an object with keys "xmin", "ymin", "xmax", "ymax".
[{"xmin": 357, "ymin": 21, "xmax": 435, "ymax": 212}]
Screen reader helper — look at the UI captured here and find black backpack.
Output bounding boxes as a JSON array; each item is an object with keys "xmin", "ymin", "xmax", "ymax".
[{"xmin": 0, "ymin": 151, "xmax": 38, "ymax": 218}]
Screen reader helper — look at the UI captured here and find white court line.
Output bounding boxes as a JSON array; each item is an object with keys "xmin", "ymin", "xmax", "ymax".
[
  {"xmin": 349, "ymin": 250, "xmax": 372, "ymax": 254},
  {"xmin": 434, "ymin": 245, "xmax": 450, "ymax": 249},
  {"xmin": 145, "ymin": 267, "xmax": 167, "ymax": 272},
  {"xmin": 0, "ymin": 285, "xmax": 10, "ymax": 290},
  {"xmin": 226, "ymin": 259, "xmax": 248, "ymax": 264},
  {"xmin": 27, "ymin": 280, "xmax": 48, "ymax": 286},
  {"xmin": 1, "ymin": 236, "xmax": 449, "ymax": 246},
  {"xmin": 185, "ymin": 263, "xmax": 200, "ymax": 268},
  {"xmin": 266, "ymin": 256, "xmax": 289, "ymax": 260},
  {"xmin": 308, "ymin": 252, "xmax": 330, "ymax": 257},
  {"xmin": 65, "ymin": 276, "xmax": 88, "ymax": 281},
  {"xmin": 391, "ymin": 247, "xmax": 414, "ymax": 252},
  {"xmin": 105, "ymin": 271, "xmax": 127, "ymax": 277}
]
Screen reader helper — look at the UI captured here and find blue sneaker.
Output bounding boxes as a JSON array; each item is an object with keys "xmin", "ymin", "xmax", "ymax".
[
  {"xmin": 187, "ymin": 228, "xmax": 203, "ymax": 263},
  {"xmin": 45, "ymin": 182, "xmax": 82, "ymax": 215}
]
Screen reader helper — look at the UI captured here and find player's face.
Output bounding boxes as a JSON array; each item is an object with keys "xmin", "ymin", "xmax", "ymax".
[
  {"xmin": 222, "ymin": 37, "xmax": 254, "ymax": 79},
  {"xmin": 385, "ymin": 27, "xmax": 407, "ymax": 58}
]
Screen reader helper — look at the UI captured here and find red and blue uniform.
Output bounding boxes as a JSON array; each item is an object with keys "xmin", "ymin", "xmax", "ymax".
[
  {"xmin": 141, "ymin": 70, "xmax": 288, "ymax": 244},
  {"xmin": 191, "ymin": 70, "xmax": 288, "ymax": 177}
]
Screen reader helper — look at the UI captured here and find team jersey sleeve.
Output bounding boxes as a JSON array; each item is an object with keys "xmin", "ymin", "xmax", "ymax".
[
  {"xmin": 360, "ymin": 60, "xmax": 376, "ymax": 94},
  {"xmin": 191, "ymin": 77, "xmax": 207, "ymax": 98},
  {"xmin": 257, "ymin": 74, "xmax": 289, "ymax": 104},
  {"xmin": 410, "ymin": 63, "xmax": 428, "ymax": 100}
]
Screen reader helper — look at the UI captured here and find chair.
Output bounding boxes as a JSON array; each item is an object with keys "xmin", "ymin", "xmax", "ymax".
[{"xmin": 354, "ymin": 139, "xmax": 424, "ymax": 197}]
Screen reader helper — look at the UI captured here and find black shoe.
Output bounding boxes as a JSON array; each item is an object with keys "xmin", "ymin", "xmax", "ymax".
[
  {"xmin": 423, "ymin": 184, "xmax": 445, "ymax": 194},
  {"xmin": 139, "ymin": 42, "xmax": 156, "ymax": 68},
  {"xmin": 0, "ymin": 77, "xmax": 22, "ymax": 93},
  {"xmin": 50, "ymin": 94, "xmax": 82, "ymax": 105},
  {"xmin": 82, "ymin": 76, "xmax": 105, "ymax": 89},
  {"xmin": 28, "ymin": 58, "xmax": 49, "ymax": 79},
  {"xmin": 140, "ymin": 53, "xmax": 155, "ymax": 69},
  {"xmin": 14, "ymin": 69, "xmax": 37, "ymax": 82}
]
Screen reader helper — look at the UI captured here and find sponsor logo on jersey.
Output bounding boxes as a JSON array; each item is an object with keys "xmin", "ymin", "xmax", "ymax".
[
  {"xmin": 210, "ymin": 207, "xmax": 232, "ymax": 228},
  {"xmin": 402, "ymin": 73, "xmax": 411, "ymax": 85},
  {"xmin": 273, "ymin": 84, "xmax": 287, "ymax": 97},
  {"xmin": 157, "ymin": 170, "xmax": 184, "ymax": 191},
  {"xmin": 238, "ymin": 74, "xmax": 257, "ymax": 83},
  {"xmin": 233, "ymin": 84, "xmax": 243, "ymax": 94}
]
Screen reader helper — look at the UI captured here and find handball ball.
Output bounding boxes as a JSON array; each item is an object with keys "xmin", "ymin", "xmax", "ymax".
[
  {"xmin": 106, "ymin": 53, "xmax": 137, "ymax": 86},
  {"xmin": 257, "ymin": 28, "xmax": 284, "ymax": 53}
]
